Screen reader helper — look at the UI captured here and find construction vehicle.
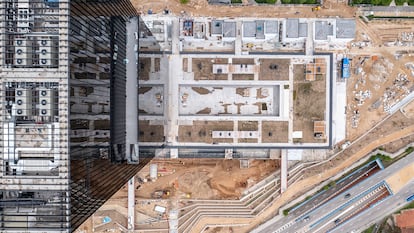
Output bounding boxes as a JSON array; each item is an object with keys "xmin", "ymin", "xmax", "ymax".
[
  {"xmin": 312, "ymin": 6, "xmax": 321, "ymax": 12},
  {"xmin": 151, "ymin": 190, "xmax": 171, "ymax": 199}
]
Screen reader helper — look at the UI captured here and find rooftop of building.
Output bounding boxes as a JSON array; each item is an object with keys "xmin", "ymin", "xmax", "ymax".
[{"xmin": 395, "ymin": 209, "xmax": 414, "ymax": 230}]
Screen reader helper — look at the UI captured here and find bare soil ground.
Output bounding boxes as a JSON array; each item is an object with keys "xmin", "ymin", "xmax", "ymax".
[
  {"xmin": 402, "ymin": 100, "xmax": 414, "ymax": 118},
  {"xmin": 192, "ymin": 58, "xmax": 229, "ymax": 80},
  {"xmin": 137, "ymin": 159, "xmax": 280, "ymax": 200},
  {"xmin": 139, "ymin": 120, "xmax": 165, "ymax": 142},
  {"xmin": 346, "ymin": 16, "xmax": 414, "ymax": 141},
  {"xmin": 259, "ymin": 59, "xmax": 290, "ymax": 81},
  {"xmin": 232, "ymin": 58, "xmax": 255, "ymax": 64},
  {"xmin": 368, "ymin": 19, "xmax": 414, "ymax": 43},
  {"xmin": 192, "ymin": 87, "xmax": 210, "ymax": 95},
  {"xmin": 233, "ymin": 74, "xmax": 255, "ymax": 80},
  {"xmin": 75, "ymin": 159, "xmax": 279, "ymax": 232},
  {"xmin": 138, "ymin": 86, "xmax": 152, "ymax": 95},
  {"xmin": 238, "ymin": 121, "xmax": 258, "ymax": 131},
  {"xmin": 304, "ymin": 111, "xmax": 414, "ymax": 178},
  {"xmin": 178, "ymin": 121, "xmax": 234, "ymax": 143},
  {"xmin": 139, "ymin": 57, "xmax": 151, "ymax": 80},
  {"xmin": 381, "ymin": 135, "xmax": 414, "ymax": 154},
  {"xmin": 293, "ymin": 65, "xmax": 326, "ymax": 143},
  {"xmin": 203, "ymin": 227, "xmax": 235, "ymax": 233},
  {"xmin": 154, "ymin": 58, "xmax": 160, "ymax": 72},
  {"xmin": 261, "ymin": 121, "xmax": 288, "ymax": 143},
  {"xmin": 346, "ymin": 54, "xmax": 413, "ymax": 141},
  {"xmin": 238, "ymin": 138, "xmax": 259, "ymax": 143},
  {"xmin": 386, "ymin": 162, "xmax": 414, "ymax": 193}
]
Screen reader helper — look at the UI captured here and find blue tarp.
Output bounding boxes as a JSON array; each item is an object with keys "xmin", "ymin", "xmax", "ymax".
[
  {"xmin": 102, "ymin": 216, "xmax": 111, "ymax": 224},
  {"xmin": 342, "ymin": 58, "xmax": 350, "ymax": 78}
]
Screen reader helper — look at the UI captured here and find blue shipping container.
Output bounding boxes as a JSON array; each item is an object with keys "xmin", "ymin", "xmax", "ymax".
[{"xmin": 342, "ymin": 58, "xmax": 350, "ymax": 78}]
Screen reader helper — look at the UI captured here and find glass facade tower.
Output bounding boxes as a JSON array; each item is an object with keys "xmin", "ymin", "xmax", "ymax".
[{"xmin": 0, "ymin": 0, "xmax": 149, "ymax": 232}]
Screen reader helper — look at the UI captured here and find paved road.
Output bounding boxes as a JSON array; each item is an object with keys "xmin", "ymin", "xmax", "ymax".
[
  {"xmin": 290, "ymin": 160, "xmax": 379, "ymax": 218},
  {"xmin": 334, "ymin": 179, "xmax": 414, "ymax": 233},
  {"xmin": 360, "ymin": 5, "xmax": 414, "ymax": 12},
  {"xmin": 255, "ymin": 152, "xmax": 414, "ymax": 233}
]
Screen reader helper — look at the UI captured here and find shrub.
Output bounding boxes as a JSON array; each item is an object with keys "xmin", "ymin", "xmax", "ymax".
[
  {"xmin": 395, "ymin": 0, "xmax": 406, "ymax": 5},
  {"xmin": 351, "ymin": 0, "xmax": 392, "ymax": 5},
  {"xmin": 282, "ymin": 0, "xmax": 317, "ymax": 3},
  {"xmin": 255, "ymin": 0, "xmax": 277, "ymax": 3}
]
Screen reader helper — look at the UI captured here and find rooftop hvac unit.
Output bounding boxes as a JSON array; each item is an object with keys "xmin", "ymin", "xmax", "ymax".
[
  {"xmin": 38, "ymin": 39, "xmax": 58, "ymax": 66},
  {"xmin": 14, "ymin": 39, "xmax": 33, "ymax": 66},
  {"xmin": 16, "ymin": 5, "xmax": 33, "ymax": 33},
  {"xmin": 38, "ymin": 88, "xmax": 55, "ymax": 117},
  {"xmin": 9, "ymin": 159, "xmax": 56, "ymax": 175},
  {"xmin": 15, "ymin": 89, "xmax": 32, "ymax": 116}
]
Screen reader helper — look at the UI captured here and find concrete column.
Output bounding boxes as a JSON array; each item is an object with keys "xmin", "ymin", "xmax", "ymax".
[
  {"xmin": 126, "ymin": 17, "xmax": 139, "ymax": 163},
  {"xmin": 288, "ymin": 64, "xmax": 294, "ymax": 143},
  {"xmin": 127, "ymin": 177, "xmax": 135, "ymax": 230},
  {"xmin": 235, "ymin": 21, "xmax": 242, "ymax": 56},
  {"xmin": 281, "ymin": 149, "xmax": 288, "ymax": 193}
]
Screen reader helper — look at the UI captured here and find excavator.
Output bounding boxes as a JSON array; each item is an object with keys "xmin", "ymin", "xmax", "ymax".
[{"xmin": 312, "ymin": 5, "xmax": 321, "ymax": 11}]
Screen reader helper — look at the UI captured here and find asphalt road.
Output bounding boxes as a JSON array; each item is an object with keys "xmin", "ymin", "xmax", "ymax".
[
  {"xmin": 255, "ymin": 152, "xmax": 414, "ymax": 233},
  {"xmin": 290, "ymin": 160, "xmax": 379, "ymax": 218},
  {"xmin": 334, "ymin": 180, "xmax": 414, "ymax": 233}
]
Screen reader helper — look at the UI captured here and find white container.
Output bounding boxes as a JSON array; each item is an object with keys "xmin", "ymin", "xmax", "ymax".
[{"xmin": 149, "ymin": 164, "xmax": 158, "ymax": 180}]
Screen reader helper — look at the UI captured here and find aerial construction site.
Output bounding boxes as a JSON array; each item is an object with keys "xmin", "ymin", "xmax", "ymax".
[{"xmin": 69, "ymin": 0, "xmax": 414, "ymax": 232}]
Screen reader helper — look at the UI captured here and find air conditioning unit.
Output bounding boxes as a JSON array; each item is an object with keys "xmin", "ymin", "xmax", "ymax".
[
  {"xmin": 38, "ymin": 88, "xmax": 55, "ymax": 117},
  {"xmin": 16, "ymin": 4, "xmax": 32, "ymax": 33},
  {"xmin": 38, "ymin": 39, "xmax": 58, "ymax": 66},
  {"xmin": 14, "ymin": 39, "xmax": 32, "ymax": 66},
  {"xmin": 15, "ymin": 88, "xmax": 32, "ymax": 116}
]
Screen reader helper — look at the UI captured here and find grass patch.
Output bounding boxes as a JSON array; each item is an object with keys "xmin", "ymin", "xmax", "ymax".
[
  {"xmin": 231, "ymin": 0, "xmax": 243, "ymax": 2},
  {"xmin": 396, "ymin": 201, "xmax": 414, "ymax": 213},
  {"xmin": 395, "ymin": 0, "xmax": 407, "ymax": 4},
  {"xmin": 335, "ymin": 155, "xmax": 381, "ymax": 183},
  {"xmin": 323, "ymin": 181, "xmax": 336, "ymax": 191},
  {"xmin": 351, "ymin": 0, "xmax": 392, "ymax": 5},
  {"xmin": 369, "ymin": 153, "xmax": 391, "ymax": 166},
  {"xmin": 384, "ymin": 146, "xmax": 413, "ymax": 167},
  {"xmin": 366, "ymin": 15, "xmax": 414, "ymax": 20},
  {"xmin": 180, "ymin": 0, "xmax": 189, "ymax": 4},
  {"xmin": 367, "ymin": 15, "xmax": 375, "ymax": 20},
  {"xmin": 255, "ymin": 0, "xmax": 277, "ymax": 3},
  {"xmin": 282, "ymin": 0, "xmax": 318, "ymax": 3},
  {"xmin": 301, "ymin": 83, "xmax": 312, "ymax": 94},
  {"xmin": 362, "ymin": 225, "xmax": 376, "ymax": 233}
]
